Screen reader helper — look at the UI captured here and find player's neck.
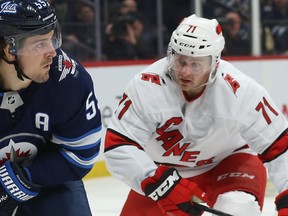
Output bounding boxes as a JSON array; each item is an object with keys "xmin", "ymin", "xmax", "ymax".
[
  {"xmin": 184, "ymin": 86, "xmax": 206, "ymax": 100},
  {"xmin": 0, "ymin": 61, "xmax": 31, "ymax": 91}
]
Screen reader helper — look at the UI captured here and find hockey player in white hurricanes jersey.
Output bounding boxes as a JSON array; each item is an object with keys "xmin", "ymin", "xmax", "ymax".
[{"xmin": 104, "ymin": 14, "xmax": 288, "ymax": 216}]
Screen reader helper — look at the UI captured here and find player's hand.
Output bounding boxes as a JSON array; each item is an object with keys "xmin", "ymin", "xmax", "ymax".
[
  {"xmin": 0, "ymin": 161, "xmax": 41, "ymax": 216},
  {"xmin": 141, "ymin": 165, "xmax": 208, "ymax": 216},
  {"xmin": 276, "ymin": 189, "xmax": 288, "ymax": 216}
]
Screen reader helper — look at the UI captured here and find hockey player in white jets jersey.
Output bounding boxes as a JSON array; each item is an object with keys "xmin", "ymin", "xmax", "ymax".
[{"xmin": 104, "ymin": 14, "xmax": 288, "ymax": 216}]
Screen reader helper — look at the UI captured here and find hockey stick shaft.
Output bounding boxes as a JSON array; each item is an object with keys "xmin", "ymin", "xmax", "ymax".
[{"xmin": 193, "ymin": 202, "xmax": 233, "ymax": 216}]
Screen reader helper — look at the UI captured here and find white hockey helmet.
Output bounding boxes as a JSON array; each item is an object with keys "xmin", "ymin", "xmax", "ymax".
[{"xmin": 167, "ymin": 14, "xmax": 225, "ymax": 84}]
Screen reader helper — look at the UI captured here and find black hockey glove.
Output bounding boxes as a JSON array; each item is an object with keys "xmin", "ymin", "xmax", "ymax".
[
  {"xmin": 0, "ymin": 161, "xmax": 41, "ymax": 216},
  {"xmin": 275, "ymin": 189, "xmax": 288, "ymax": 216}
]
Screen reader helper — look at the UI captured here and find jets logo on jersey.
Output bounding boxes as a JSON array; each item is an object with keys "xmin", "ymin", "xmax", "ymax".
[
  {"xmin": 58, "ymin": 50, "xmax": 77, "ymax": 81},
  {"xmin": 0, "ymin": 139, "xmax": 38, "ymax": 166},
  {"xmin": 0, "ymin": 2, "xmax": 17, "ymax": 14}
]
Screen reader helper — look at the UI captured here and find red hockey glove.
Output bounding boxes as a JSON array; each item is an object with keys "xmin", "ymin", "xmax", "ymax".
[
  {"xmin": 276, "ymin": 189, "xmax": 288, "ymax": 216},
  {"xmin": 141, "ymin": 166, "xmax": 208, "ymax": 216}
]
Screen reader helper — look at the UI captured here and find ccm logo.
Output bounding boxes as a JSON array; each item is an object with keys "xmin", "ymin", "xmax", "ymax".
[
  {"xmin": 217, "ymin": 172, "xmax": 255, "ymax": 181},
  {"xmin": 179, "ymin": 42, "xmax": 195, "ymax": 48},
  {"xmin": 148, "ymin": 170, "xmax": 180, "ymax": 201}
]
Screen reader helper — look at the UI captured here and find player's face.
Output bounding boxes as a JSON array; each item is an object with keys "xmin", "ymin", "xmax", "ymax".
[
  {"xmin": 17, "ymin": 31, "xmax": 57, "ymax": 83},
  {"xmin": 172, "ymin": 54, "xmax": 212, "ymax": 90}
]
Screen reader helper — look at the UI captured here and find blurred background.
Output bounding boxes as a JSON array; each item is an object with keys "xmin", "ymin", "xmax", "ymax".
[{"xmin": 49, "ymin": 0, "xmax": 288, "ymax": 62}]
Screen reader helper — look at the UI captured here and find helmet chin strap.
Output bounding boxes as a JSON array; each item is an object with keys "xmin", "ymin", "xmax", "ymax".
[{"xmin": 2, "ymin": 55, "xmax": 31, "ymax": 81}]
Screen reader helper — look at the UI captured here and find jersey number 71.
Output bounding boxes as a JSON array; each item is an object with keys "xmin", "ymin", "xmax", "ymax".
[{"xmin": 255, "ymin": 97, "xmax": 278, "ymax": 125}]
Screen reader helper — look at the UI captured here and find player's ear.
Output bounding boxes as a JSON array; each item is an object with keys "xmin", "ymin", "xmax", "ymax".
[{"xmin": 3, "ymin": 46, "xmax": 16, "ymax": 61}]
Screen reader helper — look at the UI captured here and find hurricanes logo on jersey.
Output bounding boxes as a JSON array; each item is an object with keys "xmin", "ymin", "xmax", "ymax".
[
  {"xmin": 222, "ymin": 73, "xmax": 240, "ymax": 95},
  {"xmin": 141, "ymin": 73, "xmax": 162, "ymax": 85}
]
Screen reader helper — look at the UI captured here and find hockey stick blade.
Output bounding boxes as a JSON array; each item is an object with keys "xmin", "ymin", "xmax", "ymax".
[{"xmin": 193, "ymin": 202, "xmax": 234, "ymax": 216}]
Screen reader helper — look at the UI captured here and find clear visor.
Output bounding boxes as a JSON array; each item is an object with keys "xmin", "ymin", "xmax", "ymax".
[
  {"xmin": 4, "ymin": 22, "xmax": 62, "ymax": 56},
  {"xmin": 168, "ymin": 53, "xmax": 212, "ymax": 75}
]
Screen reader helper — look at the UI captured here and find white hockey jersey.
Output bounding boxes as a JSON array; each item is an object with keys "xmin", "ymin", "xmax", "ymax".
[{"xmin": 104, "ymin": 57, "xmax": 288, "ymax": 194}]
